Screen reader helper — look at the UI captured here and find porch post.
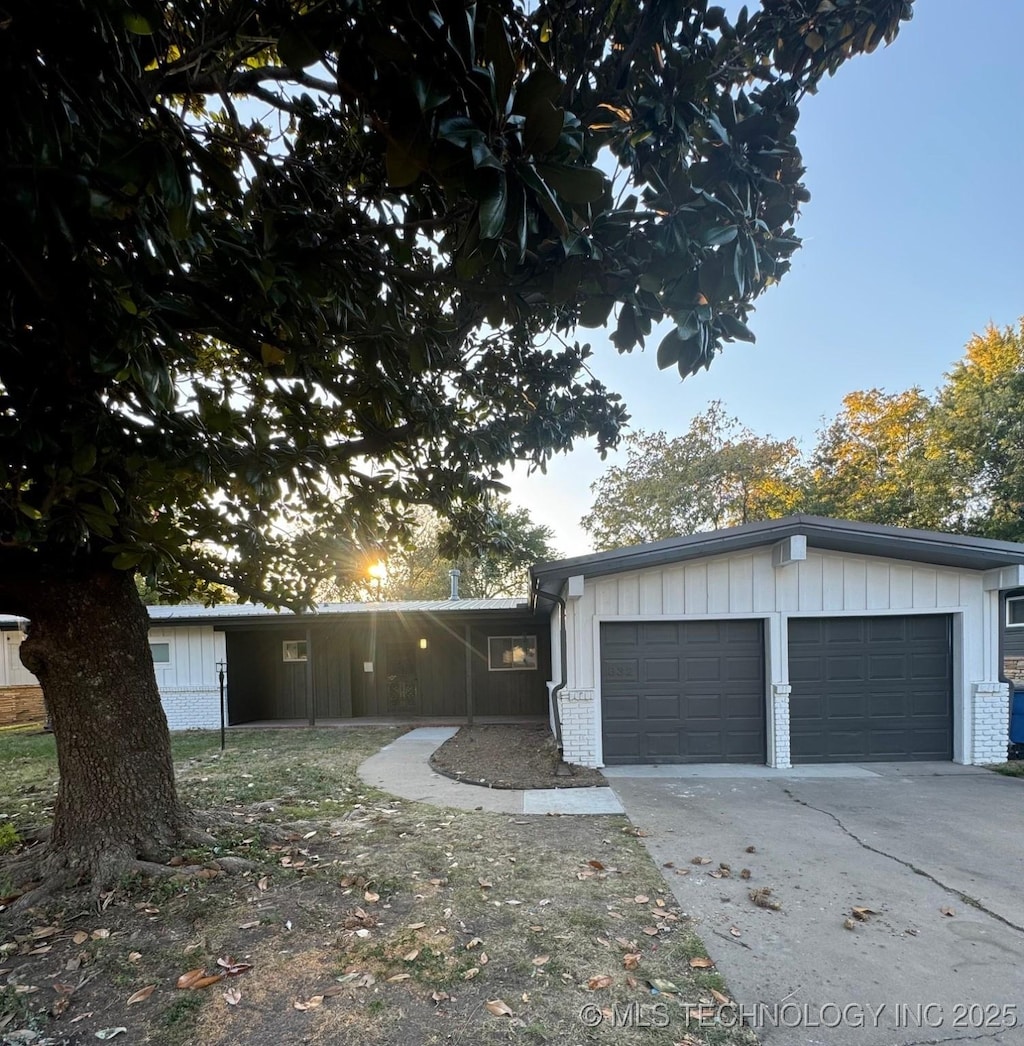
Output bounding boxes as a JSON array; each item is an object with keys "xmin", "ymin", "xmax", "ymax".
[{"xmin": 464, "ymin": 624, "xmax": 474, "ymax": 725}]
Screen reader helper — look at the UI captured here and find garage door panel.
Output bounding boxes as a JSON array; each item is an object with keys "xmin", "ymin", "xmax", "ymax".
[
  {"xmin": 603, "ymin": 659, "xmax": 639, "ymax": 683},
  {"xmin": 604, "ymin": 695, "xmax": 640, "ymax": 720},
  {"xmin": 601, "ymin": 620, "xmax": 765, "ymax": 765},
  {"xmin": 789, "ymin": 615, "xmax": 951, "ymax": 763},
  {"xmin": 643, "ymin": 694, "xmax": 682, "ymax": 719},
  {"xmin": 644, "ymin": 658, "xmax": 679, "ymax": 683}
]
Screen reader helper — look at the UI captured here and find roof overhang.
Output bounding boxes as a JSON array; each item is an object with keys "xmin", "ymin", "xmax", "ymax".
[{"xmin": 530, "ymin": 515, "xmax": 1024, "ymax": 604}]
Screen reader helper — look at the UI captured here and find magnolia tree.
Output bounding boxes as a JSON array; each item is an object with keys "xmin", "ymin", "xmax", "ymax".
[{"xmin": 0, "ymin": 0, "xmax": 912, "ymax": 896}]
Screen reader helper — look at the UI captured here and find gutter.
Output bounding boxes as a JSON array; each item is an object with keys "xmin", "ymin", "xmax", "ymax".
[{"xmin": 531, "ymin": 578, "xmax": 567, "ymax": 757}]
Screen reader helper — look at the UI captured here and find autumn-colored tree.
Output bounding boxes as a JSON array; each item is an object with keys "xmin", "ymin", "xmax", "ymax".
[
  {"xmin": 582, "ymin": 403, "xmax": 802, "ymax": 548},
  {"xmin": 801, "ymin": 387, "xmax": 954, "ymax": 529},
  {"xmin": 934, "ymin": 320, "xmax": 1024, "ymax": 540}
]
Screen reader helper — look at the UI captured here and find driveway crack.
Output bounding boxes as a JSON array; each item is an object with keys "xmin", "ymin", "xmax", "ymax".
[{"xmin": 782, "ymin": 788, "xmax": 1024, "ymax": 936}]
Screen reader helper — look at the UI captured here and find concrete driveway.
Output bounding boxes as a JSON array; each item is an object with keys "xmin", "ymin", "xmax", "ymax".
[{"xmin": 603, "ymin": 763, "xmax": 1024, "ymax": 1045}]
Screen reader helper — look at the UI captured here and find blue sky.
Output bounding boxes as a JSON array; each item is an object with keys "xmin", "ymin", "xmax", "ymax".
[{"xmin": 507, "ymin": 0, "xmax": 1024, "ymax": 555}]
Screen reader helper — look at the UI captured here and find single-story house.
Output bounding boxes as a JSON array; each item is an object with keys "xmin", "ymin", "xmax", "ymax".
[
  {"xmin": 2, "ymin": 516, "xmax": 1024, "ymax": 765},
  {"xmin": 0, "ymin": 590, "xmax": 550, "ymax": 730},
  {"xmin": 531, "ymin": 516, "xmax": 1024, "ymax": 769}
]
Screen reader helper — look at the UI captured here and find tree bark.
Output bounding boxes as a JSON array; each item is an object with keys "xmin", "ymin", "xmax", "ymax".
[{"xmin": 15, "ymin": 565, "xmax": 189, "ymax": 886}]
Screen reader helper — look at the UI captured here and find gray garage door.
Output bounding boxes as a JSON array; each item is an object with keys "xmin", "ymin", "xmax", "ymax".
[
  {"xmin": 600, "ymin": 620, "xmax": 765, "ymax": 765},
  {"xmin": 789, "ymin": 615, "xmax": 952, "ymax": 763}
]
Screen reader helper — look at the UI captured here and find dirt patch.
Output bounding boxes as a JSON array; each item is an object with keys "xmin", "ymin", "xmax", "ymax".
[
  {"xmin": 1, "ymin": 728, "xmax": 753, "ymax": 1046},
  {"xmin": 429, "ymin": 723, "xmax": 607, "ymax": 790}
]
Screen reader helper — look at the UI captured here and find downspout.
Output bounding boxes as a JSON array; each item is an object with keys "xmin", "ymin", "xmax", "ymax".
[{"xmin": 532, "ymin": 579, "xmax": 567, "ymax": 755}]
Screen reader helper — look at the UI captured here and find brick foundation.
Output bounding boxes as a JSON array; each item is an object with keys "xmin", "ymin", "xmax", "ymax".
[
  {"xmin": 971, "ymin": 681, "xmax": 1010, "ymax": 764},
  {"xmin": 0, "ymin": 685, "xmax": 46, "ymax": 727}
]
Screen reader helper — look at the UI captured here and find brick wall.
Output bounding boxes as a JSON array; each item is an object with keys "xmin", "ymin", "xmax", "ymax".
[
  {"xmin": 558, "ymin": 689, "xmax": 598, "ymax": 768},
  {"xmin": 160, "ymin": 685, "xmax": 222, "ymax": 731},
  {"xmin": 0, "ymin": 685, "xmax": 46, "ymax": 727},
  {"xmin": 770, "ymin": 684, "xmax": 792, "ymax": 768},
  {"xmin": 971, "ymin": 681, "xmax": 1010, "ymax": 764}
]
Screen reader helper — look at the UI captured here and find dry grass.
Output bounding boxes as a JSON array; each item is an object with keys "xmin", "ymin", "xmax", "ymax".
[{"xmin": 1, "ymin": 728, "xmax": 754, "ymax": 1046}]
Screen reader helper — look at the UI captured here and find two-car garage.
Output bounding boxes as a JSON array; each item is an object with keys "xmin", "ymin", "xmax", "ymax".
[
  {"xmin": 534, "ymin": 517, "xmax": 1017, "ymax": 770},
  {"xmin": 599, "ymin": 613, "xmax": 953, "ymax": 766}
]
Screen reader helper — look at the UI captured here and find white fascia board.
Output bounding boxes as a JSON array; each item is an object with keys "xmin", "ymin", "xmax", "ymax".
[{"xmin": 983, "ymin": 564, "xmax": 1024, "ymax": 591}]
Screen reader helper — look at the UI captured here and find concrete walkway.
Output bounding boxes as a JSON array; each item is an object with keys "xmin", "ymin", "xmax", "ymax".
[{"xmin": 357, "ymin": 727, "xmax": 624, "ymax": 815}]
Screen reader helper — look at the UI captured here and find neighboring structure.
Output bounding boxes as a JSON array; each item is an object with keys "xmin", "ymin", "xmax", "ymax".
[
  {"xmin": 531, "ymin": 516, "xmax": 1024, "ymax": 769},
  {"xmin": 0, "ymin": 624, "xmax": 45, "ymax": 726}
]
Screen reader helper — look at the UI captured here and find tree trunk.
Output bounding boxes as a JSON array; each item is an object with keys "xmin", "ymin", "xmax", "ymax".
[{"xmin": 16, "ymin": 565, "xmax": 189, "ymax": 886}]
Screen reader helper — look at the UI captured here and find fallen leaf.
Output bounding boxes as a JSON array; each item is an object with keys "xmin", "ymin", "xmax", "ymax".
[
  {"xmin": 642, "ymin": 927, "xmax": 660, "ymax": 937},
  {"xmin": 386, "ymin": 973, "xmax": 411, "ymax": 983},
  {"xmin": 431, "ymin": 990, "xmax": 450, "ymax": 1003},
  {"xmin": 485, "ymin": 999, "xmax": 514, "ymax": 1017},
  {"xmin": 91, "ymin": 929, "xmax": 111, "ymax": 940},
  {"xmin": 95, "ymin": 1030, "xmax": 128, "ymax": 1040},
  {"xmin": 843, "ymin": 918, "xmax": 856, "ymax": 930},
  {"xmin": 466, "ymin": 937, "xmax": 483, "ymax": 950},
  {"xmin": 176, "ymin": 969, "xmax": 206, "ymax": 990},
  {"xmin": 940, "ymin": 906, "xmax": 955, "ymax": 917},
  {"xmin": 729, "ymin": 927, "xmax": 742, "ymax": 937},
  {"xmin": 688, "ymin": 956, "xmax": 715, "ymax": 969},
  {"xmin": 126, "ymin": 985, "xmax": 155, "ymax": 1005},
  {"xmin": 623, "ymin": 953, "xmax": 641, "ymax": 970},
  {"xmin": 646, "ymin": 977, "xmax": 679, "ymax": 994},
  {"xmin": 191, "ymin": 974, "xmax": 226, "ymax": 990},
  {"xmin": 588, "ymin": 860, "xmax": 605, "ymax": 870},
  {"xmin": 711, "ymin": 988, "xmax": 732, "ymax": 1005},
  {"xmin": 478, "ymin": 878, "xmax": 493, "ymax": 889},
  {"xmin": 479, "ymin": 952, "xmax": 489, "ymax": 965},
  {"xmin": 257, "ymin": 876, "xmax": 269, "ymax": 891},
  {"xmin": 217, "ymin": 957, "xmax": 253, "ymax": 976},
  {"xmin": 32, "ymin": 925, "xmax": 59, "ymax": 939},
  {"xmin": 127, "ymin": 952, "xmax": 142, "ymax": 963},
  {"xmin": 403, "ymin": 950, "xmax": 420, "ymax": 962},
  {"xmin": 633, "ymin": 894, "xmax": 649, "ymax": 904},
  {"xmin": 407, "ymin": 922, "xmax": 426, "ymax": 930},
  {"xmin": 462, "ymin": 967, "xmax": 480, "ymax": 980},
  {"xmin": 238, "ymin": 921, "xmax": 260, "ymax": 930},
  {"xmin": 364, "ymin": 890, "xmax": 380, "ymax": 903},
  {"xmin": 72, "ymin": 931, "xmax": 89, "ymax": 945},
  {"xmin": 532, "ymin": 955, "xmax": 550, "ymax": 966},
  {"xmin": 293, "ymin": 995, "xmax": 324, "ymax": 1010},
  {"xmin": 851, "ymin": 907, "xmax": 876, "ymax": 921},
  {"xmin": 587, "ymin": 974, "xmax": 613, "ymax": 990},
  {"xmin": 749, "ymin": 887, "xmax": 782, "ymax": 911},
  {"xmin": 223, "ymin": 987, "xmax": 242, "ymax": 1006},
  {"xmin": 70, "ymin": 1013, "xmax": 93, "ymax": 1023}
]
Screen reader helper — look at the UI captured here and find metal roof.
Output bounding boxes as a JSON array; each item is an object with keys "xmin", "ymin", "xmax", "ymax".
[
  {"xmin": 146, "ymin": 598, "xmax": 530, "ymax": 626},
  {"xmin": 531, "ymin": 515, "xmax": 1024, "ymax": 600}
]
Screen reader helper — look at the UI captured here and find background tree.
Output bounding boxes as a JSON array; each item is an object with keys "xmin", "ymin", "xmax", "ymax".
[
  {"xmin": 800, "ymin": 387, "xmax": 954, "ymax": 528},
  {"xmin": 933, "ymin": 321, "xmax": 1024, "ymax": 540},
  {"xmin": 361, "ymin": 502, "xmax": 557, "ymax": 601},
  {"xmin": 582, "ymin": 403, "xmax": 802, "ymax": 548},
  {"xmin": 0, "ymin": 0, "xmax": 911, "ymax": 897}
]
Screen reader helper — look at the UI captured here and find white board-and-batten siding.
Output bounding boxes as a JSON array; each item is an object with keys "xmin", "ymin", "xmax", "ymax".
[
  {"xmin": 0, "ymin": 624, "xmax": 223, "ymax": 730},
  {"xmin": 148, "ymin": 626, "xmax": 225, "ymax": 730},
  {"xmin": 556, "ymin": 546, "xmax": 1004, "ymax": 768}
]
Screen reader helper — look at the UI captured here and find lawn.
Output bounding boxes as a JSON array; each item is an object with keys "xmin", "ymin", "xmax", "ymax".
[{"xmin": 0, "ymin": 728, "xmax": 753, "ymax": 1046}]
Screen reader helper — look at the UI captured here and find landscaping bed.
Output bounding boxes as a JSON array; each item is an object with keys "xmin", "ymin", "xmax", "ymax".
[
  {"xmin": 429, "ymin": 722, "xmax": 607, "ymax": 789},
  {"xmin": 1, "ymin": 728, "xmax": 752, "ymax": 1046}
]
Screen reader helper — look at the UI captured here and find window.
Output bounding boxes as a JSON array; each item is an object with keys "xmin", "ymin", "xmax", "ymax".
[
  {"xmin": 488, "ymin": 635, "xmax": 538, "ymax": 672},
  {"xmin": 149, "ymin": 642, "xmax": 171, "ymax": 664},
  {"xmin": 283, "ymin": 640, "xmax": 308, "ymax": 662},
  {"xmin": 1007, "ymin": 597, "xmax": 1024, "ymax": 627}
]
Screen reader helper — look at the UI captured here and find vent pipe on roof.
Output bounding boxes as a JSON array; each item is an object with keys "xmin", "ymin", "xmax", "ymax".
[{"xmin": 449, "ymin": 568, "xmax": 461, "ymax": 600}]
